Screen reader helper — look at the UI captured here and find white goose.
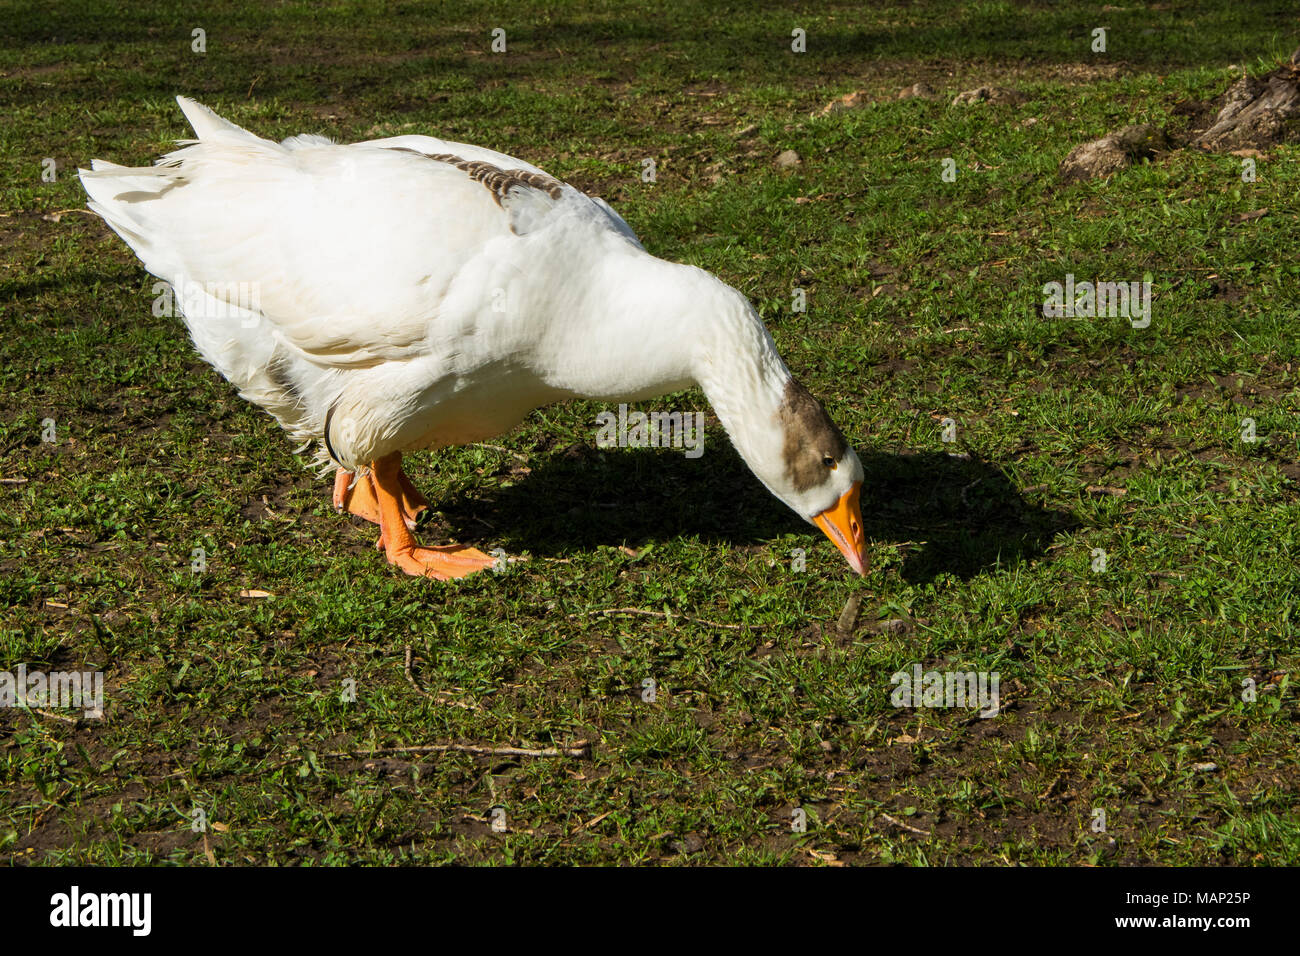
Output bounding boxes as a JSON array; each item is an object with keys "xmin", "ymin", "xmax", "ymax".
[{"xmin": 80, "ymin": 97, "xmax": 867, "ymax": 580}]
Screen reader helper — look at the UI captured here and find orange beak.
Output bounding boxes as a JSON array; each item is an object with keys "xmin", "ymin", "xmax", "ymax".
[{"xmin": 812, "ymin": 481, "xmax": 868, "ymax": 576}]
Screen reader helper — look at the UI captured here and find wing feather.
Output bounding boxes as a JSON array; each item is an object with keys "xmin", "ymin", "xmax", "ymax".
[{"xmin": 82, "ymin": 99, "xmax": 576, "ymax": 367}]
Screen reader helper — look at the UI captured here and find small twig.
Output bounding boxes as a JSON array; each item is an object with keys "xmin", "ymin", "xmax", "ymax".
[
  {"xmin": 320, "ymin": 740, "xmax": 590, "ymax": 761},
  {"xmin": 1085, "ymin": 484, "xmax": 1127, "ymax": 496},
  {"xmin": 575, "ymin": 810, "xmax": 615, "ymax": 832},
  {"xmin": 13, "ymin": 694, "xmax": 80, "ymax": 724},
  {"xmin": 471, "ymin": 442, "xmax": 530, "ymax": 463},
  {"xmin": 804, "ymin": 847, "xmax": 846, "ymax": 866},
  {"xmin": 403, "ymin": 646, "xmax": 479, "ymax": 710},
  {"xmin": 879, "ymin": 812, "xmax": 931, "ymax": 837},
  {"xmin": 31, "ymin": 787, "xmax": 73, "ymax": 828},
  {"xmin": 467, "ymin": 514, "xmax": 499, "ymax": 532},
  {"xmin": 571, "ymin": 607, "xmax": 763, "ymax": 631},
  {"xmin": 0, "ymin": 477, "xmax": 29, "ymax": 484},
  {"xmin": 403, "ymin": 646, "xmax": 432, "ymax": 699},
  {"xmin": 31, "ymin": 708, "xmax": 79, "ymax": 724},
  {"xmin": 43, "ymin": 208, "xmax": 98, "ymax": 220}
]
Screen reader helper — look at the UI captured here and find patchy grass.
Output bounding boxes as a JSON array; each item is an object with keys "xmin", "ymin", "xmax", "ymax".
[{"xmin": 1, "ymin": 0, "xmax": 1298, "ymax": 865}]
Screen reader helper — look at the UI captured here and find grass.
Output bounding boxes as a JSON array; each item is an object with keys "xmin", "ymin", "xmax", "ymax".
[{"xmin": 1, "ymin": 0, "xmax": 1298, "ymax": 865}]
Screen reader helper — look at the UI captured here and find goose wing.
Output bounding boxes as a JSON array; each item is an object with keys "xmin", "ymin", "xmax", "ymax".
[{"xmin": 81, "ymin": 97, "xmax": 585, "ymax": 368}]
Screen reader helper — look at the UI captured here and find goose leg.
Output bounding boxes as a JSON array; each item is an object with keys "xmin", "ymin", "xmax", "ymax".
[
  {"xmin": 368, "ymin": 453, "xmax": 496, "ymax": 579},
  {"xmin": 333, "ymin": 464, "xmax": 428, "ymax": 531}
]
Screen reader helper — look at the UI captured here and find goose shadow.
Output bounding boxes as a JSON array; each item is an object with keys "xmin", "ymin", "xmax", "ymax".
[{"xmin": 433, "ymin": 441, "xmax": 1076, "ymax": 584}]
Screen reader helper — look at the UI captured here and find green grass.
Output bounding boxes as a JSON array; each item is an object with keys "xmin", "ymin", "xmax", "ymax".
[{"xmin": 1, "ymin": 0, "xmax": 1298, "ymax": 865}]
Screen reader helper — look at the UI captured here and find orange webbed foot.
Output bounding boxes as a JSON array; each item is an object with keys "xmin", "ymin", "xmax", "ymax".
[
  {"xmin": 334, "ymin": 466, "xmax": 428, "ymax": 531},
  {"xmin": 357, "ymin": 454, "xmax": 499, "ymax": 581},
  {"xmin": 386, "ymin": 543, "xmax": 498, "ymax": 580}
]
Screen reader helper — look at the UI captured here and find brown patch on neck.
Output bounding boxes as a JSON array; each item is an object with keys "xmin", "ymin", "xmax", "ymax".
[
  {"xmin": 386, "ymin": 147, "xmax": 563, "ymax": 205},
  {"xmin": 777, "ymin": 378, "xmax": 848, "ymax": 493}
]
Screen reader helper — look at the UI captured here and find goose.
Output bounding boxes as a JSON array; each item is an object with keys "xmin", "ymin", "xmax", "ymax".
[{"xmin": 79, "ymin": 97, "xmax": 868, "ymax": 580}]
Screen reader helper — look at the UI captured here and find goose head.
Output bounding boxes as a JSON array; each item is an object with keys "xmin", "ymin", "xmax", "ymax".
[
  {"xmin": 683, "ymin": 276, "xmax": 870, "ymax": 576},
  {"xmin": 772, "ymin": 378, "xmax": 869, "ymax": 576},
  {"xmin": 730, "ymin": 376, "xmax": 869, "ymax": 576}
]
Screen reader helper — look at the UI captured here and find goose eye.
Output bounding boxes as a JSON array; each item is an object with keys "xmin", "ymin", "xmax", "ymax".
[{"xmin": 823, "ymin": 456, "xmax": 836, "ymax": 468}]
